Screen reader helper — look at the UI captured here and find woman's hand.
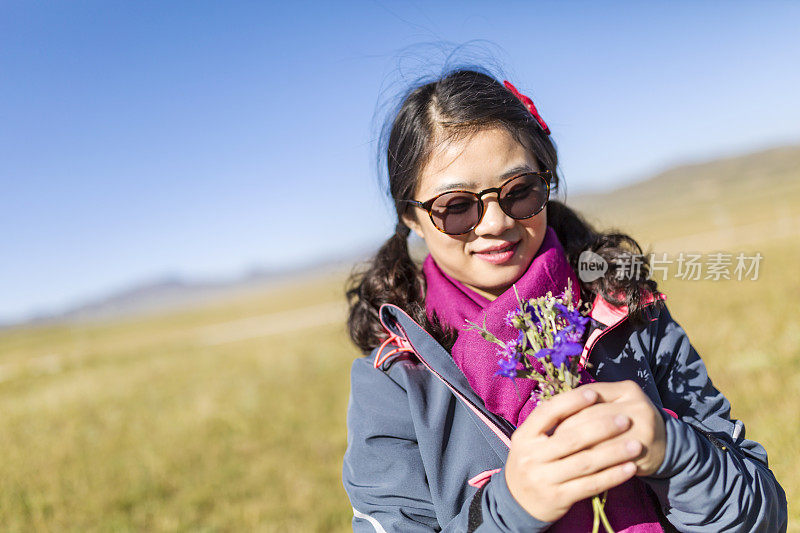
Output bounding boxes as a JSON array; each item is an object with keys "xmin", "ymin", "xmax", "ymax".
[
  {"xmin": 552, "ymin": 380, "xmax": 667, "ymax": 477},
  {"xmin": 504, "ymin": 380, "xmax": 667, "ymax": 523},
  {"xmin": 504, "ymin": 386, "xmax": 642, "ymax": 523}
]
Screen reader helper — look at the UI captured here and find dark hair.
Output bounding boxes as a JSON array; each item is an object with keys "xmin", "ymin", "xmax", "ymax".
[{"xmin": 346, "ymin": 67, "xmax": 658, "ymax": 354}]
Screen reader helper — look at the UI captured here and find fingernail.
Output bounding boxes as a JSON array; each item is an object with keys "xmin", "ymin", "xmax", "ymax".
[
  {"xmin": 614, "ymin": 415, "xmax": 629, "ymax": 429},
  {"xmin": 582, "ymin": 389, "xmax": 597, "ymax": 402},
  {"xmin": 622, "ymin": 462, "xmax": 636, "ymax": 474},
  {"xmin": 626, "ymin": 440, "xmax": 642, "ymax": 454}
]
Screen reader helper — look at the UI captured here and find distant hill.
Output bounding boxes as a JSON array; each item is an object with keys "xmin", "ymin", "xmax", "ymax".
[
  {"xmin": 6, "ymin": 143, "xmax": 798, "ymax": 330},
  {"xmin": 3, "ymin": 254, "xmax": 363, "ymax": 330},
  {"xmin": 567, "ymin": 144, "xmax": 800, "ymax": 251}
]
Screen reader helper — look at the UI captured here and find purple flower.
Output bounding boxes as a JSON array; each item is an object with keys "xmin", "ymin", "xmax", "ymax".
[
  {"xmin": 549, "ymin": 341, "xmax": 582, "ymax": 366},
  {"xmin": 553, "ymin": 302, "xmax": 569, "ymax": 315},
  {"xmin": 504, "ymin": 309, "xmax": 521, "ymax": 328},
  {"xmin": 502, "ymin": 339, "xmax": 521, "ymax": 358},
  {"xmin": 549, "ymin": 348, "xmax": 570, "ymax": 367},
  {"xmin": 554, "ymin": 302, "xmax": 590, "ymax": 330},
  {"xmin": 567, "ymin": 310, "xmax": 590, "ymax": 329},
  {"xmin": 495, "ymin": 343, "xmax": 523, "ymax": 378},
  {"xmin": 554, "ymin": 324, "xmax": 583, "ymax": 345},
  {"xmin": 526, "ymin": 304, "xmax": 540, "ymax": 325},
  {"xmin": 535, "ymin": 340, "xmax": 582, "ymax": 367},
  {"xmin": 572, "ymin": 312, "xmax": 589, "ymax": 328},
  {"xmin": 495, "ymin": 356, "xmax": 519, "ymax": 378},
  {"xmin": 494, "ymin": 292, "xmax": 591, "ymax": 376},
  {"xmin": 505, "ymin": 305, "xmax": 538, "ymax": 330},
  {"xmin": 559, "ymin": 341, "xmax": 583, "ymax": 357}
]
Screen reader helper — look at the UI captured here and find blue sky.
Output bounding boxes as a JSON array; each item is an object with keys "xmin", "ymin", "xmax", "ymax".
[{"xmin": 2, "ymin": 1, "xmax": 799, "ymax": 324}]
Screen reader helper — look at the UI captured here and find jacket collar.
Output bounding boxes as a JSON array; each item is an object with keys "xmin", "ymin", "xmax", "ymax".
[
  {"xmin": 378, "ymin": 303, "xmax": 518, "ymax": 443},
  {"xmin": 589, "ymin": 290, "xmax": 665, "ymax": 327}
]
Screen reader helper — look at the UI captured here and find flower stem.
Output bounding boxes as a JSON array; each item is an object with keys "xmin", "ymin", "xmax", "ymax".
[{"xmin": 597, "ymin": 490, "xmax": 614, "ymax": 533}]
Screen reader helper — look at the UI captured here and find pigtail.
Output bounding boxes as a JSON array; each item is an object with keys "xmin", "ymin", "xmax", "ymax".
[
  {"xmin": 547, "ymin": 200, "xmax": 660, "ymax": 326},
  {"xmin": 346, "ymin": 224, "xmax": 457, "ymax": 353}
]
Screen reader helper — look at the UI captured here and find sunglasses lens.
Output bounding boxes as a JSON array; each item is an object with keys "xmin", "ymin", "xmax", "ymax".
[
  {"xmin": 499, "ymin": 173, "xmax": 549, "ymax": 219},
  {"xmin": 429, "ymin": 192, "xmax": 481, "ymax": 234}
]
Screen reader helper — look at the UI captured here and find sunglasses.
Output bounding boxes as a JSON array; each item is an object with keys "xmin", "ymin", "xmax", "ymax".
[{"xmin": 405, "ymin": 170, "xmax": 551, "ymax": 235}]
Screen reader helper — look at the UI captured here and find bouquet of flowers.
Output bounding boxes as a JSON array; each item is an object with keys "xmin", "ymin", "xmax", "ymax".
[{"xmin": 464, "ymin": 279, "xmax": 615, "ymax": 533}]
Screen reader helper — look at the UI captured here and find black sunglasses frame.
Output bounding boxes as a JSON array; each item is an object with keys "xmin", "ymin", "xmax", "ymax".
[{"xmin": 404, "ymin": 170, "xmax": 551, "ymax": 235}]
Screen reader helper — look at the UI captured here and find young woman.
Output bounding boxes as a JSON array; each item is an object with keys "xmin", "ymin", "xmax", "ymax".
[{"xmin": 341, "ymin": 68, "xmax": 787, "ymax": 532}]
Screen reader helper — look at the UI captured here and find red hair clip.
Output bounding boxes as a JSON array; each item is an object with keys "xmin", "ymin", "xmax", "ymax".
[{"xmin": 503, "ymin": 80, "xmax": 551, "ymax": 135}]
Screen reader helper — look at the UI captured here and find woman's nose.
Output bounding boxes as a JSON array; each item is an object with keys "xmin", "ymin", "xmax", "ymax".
[{"xmin": 473, "ymin": 196, "xmax": 515, "ymax": 236}]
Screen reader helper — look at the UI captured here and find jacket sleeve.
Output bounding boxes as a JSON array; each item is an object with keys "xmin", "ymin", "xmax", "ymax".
[
  {"xmin": 641, "ymin": 303, "xmax": 788, "ymax": 532},
  {"xmin": 342, "ymin": 352, "xmax": 553, "ymax": 532}
]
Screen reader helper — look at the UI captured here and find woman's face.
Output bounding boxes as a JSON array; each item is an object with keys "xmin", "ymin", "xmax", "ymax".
[{"xmin": 402, "ymin": 126, "xmax": 548, "ymax": 300}]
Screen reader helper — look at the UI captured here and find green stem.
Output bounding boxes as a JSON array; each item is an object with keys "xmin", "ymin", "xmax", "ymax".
[
  {"xmin": 591, "ymin": 496, "xmax": 601, "ymax": 533},
  {"xmin": 597, "ymin": 491, "xmax": 615, "ymax": 533}
]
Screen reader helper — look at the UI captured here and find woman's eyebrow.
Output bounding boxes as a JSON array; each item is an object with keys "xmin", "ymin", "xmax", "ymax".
[
  {"xmin": 431, "ymin": 181, "xmax": 477, "ymax": 194},
  {"xmin": 498, "ymin": 164, "xmax": 536, "ymax": 180},
  {"xmin": 430, "ymin": 165, "xmax": 536, "ymax": 194}
]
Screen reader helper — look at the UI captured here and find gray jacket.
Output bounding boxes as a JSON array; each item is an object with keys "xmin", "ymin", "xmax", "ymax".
[{"xmin": 341, "ymin": 298, "xmax": 788, "ymax": 532}]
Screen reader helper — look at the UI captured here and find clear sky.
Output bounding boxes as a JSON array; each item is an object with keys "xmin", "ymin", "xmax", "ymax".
[{"xmin": 2, "ymin": 1, "xmax": 799, "ymax": 324}]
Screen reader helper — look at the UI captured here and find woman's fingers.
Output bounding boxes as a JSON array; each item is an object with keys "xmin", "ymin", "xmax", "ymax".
[
  {"xmin": 539, "ymin": 412, "xmax": 632, "ymax": 462},
  {"xmin": 549, "ymin": 437, "xmax": 643, "ymax": 483},
  {"xmin": 552, "ymin": 401, "xmax": 630, "ymax": 439},
  {"xmin": 558, "ymin": 461, "xmax": 638, "ymax": 503},
  {"xmin": 579, "ymin": 380, "xmax": 642, "ymax": 403},
  {"xmin": 516, "ymin": 387, "xmax": 599, "ymax": 438},
  {"xmin": 517, "ymin": 381, "xmax": 643, "ymax": 442}
]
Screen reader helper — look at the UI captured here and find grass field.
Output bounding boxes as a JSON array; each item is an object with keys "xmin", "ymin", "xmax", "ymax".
[
  {"xmin": 1, "ymin": 147, "xmax": 798, "ymax": 531},
  {"xmin": 0, "ymin": 274, "xmax": 355, "ymax": 531}
]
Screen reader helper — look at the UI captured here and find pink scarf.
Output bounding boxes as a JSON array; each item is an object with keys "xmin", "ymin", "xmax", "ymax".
[{"xmin": 422, "ymin": 225, "xmax": 663, "ymax": 532}]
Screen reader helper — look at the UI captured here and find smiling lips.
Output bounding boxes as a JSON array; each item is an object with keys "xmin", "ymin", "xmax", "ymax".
[{"xmin": 473, "ymin": 241, "xmax": 520, "ymax": 264}]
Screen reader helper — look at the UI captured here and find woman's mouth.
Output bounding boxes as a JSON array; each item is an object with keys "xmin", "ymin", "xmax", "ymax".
[{"xmin": 473, "ymin": 241, "xmax": 519, "ymax": 264}]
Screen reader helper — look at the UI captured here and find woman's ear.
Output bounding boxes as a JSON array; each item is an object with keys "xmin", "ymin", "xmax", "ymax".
[{"xmin": 401, "ymin": 211, "xmax": 425, "ymax": 240}]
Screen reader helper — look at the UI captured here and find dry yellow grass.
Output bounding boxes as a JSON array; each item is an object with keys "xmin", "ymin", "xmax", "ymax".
[
  {"xmin": 0, "ymin": 272, "xmax": 355, "ymax": 532},
  {"xmin": 649, "ymin": 236, "xmax": 800, "ymax": 530}
]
